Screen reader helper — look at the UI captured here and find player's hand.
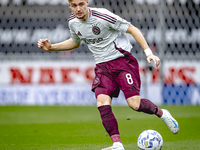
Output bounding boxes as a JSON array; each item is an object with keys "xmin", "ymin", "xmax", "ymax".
[
  {"xmin": 37, "ymin": 38, "xmax": 51, "ymax": 51},
  {"xmin": 147, "ymin": 54, "xmax": 160, "ymax": 67}
]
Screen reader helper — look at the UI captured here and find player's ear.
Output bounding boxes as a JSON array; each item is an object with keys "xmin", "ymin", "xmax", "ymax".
[
  {"xmin": 68, "ymin": 1, "xmax": 72, "ymax": 8},
  {"xmin": 86, "ymin": 0, "xmax": 89, "ymax": 6},
  {"xmin": 69, "ymin": 2, "xmax": 72, "ymax": 8}
]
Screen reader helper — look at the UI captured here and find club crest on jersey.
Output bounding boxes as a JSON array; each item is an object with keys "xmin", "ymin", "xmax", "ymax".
[{"xmin": 92, "ymin": 25, "xmax": 101, "ymax": 35}]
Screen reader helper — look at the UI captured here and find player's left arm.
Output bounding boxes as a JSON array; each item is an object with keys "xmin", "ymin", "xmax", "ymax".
[{"xmin": 126, "ymin": 24, "xmax": 160, "ymax": 67}]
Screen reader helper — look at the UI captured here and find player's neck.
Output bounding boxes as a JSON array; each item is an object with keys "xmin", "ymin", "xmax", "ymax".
[{"xmin": 79, "ymin": 8, "xmax": 89, "ymax": 22}]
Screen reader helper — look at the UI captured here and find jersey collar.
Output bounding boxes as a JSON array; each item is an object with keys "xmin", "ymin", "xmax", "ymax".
[{"xmin": 87, "ymin": 8, "xmax": 92, "ymax": 20}]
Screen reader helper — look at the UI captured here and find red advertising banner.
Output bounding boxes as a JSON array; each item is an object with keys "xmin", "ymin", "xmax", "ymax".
[{"xmin": 0, "ymin": 61, "xmax": 198, "ymax": 85}]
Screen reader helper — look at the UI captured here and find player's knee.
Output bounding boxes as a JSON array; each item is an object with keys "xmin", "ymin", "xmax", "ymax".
[
  {"xmin": 128, "ymin": 102, "xmax": 140, "ymax": 110},
  {"xmin": 127, "ymin": 96, "xmax": 141, "ymax": 110},
  {"xmin": 96, "ymin": 94, "xmax": 112, "ymax": 107}
]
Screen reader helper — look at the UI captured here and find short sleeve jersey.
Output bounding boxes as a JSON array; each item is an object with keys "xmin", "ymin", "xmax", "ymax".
[{"xmin": 68, "ymin": 7, "xmax": 132, "ymax": 64}]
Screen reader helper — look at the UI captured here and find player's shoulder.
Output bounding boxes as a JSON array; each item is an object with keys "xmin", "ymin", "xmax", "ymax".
[
  {"xmin": 90, "ymin": 7, "xmax": 117, "ymax": 23},
  {"xmin": 68, "ymin": 13, "xmax": 78, "ymax": 23},
  {"xmin": 90, "ymin": 7, "xmax": 110, "ymax": 13}
]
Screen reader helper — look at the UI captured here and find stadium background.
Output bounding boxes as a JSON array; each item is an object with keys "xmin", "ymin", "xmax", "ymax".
[{"xmin": 0, "ymin": 0, "xmax": 200, "ymax": 106}]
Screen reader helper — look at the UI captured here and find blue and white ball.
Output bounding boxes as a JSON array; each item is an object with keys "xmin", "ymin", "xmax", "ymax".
[{"xmin": 137, "ymin": 129, "xmax": 163, "ymax": 150}]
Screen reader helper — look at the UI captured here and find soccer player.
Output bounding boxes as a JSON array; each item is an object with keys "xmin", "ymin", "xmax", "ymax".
[{"xmin": 37, "ymin": 0, "xmax": 179, "ymax": 149}]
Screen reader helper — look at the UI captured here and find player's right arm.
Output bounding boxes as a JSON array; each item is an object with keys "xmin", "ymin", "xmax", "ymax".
[{"xmin": 37, "ymin": 38, "xmax": 80, "ymax": 51}]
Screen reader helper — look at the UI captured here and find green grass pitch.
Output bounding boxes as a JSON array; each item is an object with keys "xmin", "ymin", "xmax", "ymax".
[{"xmin": 0, "ymin": 105, "xmax": 200, "ymax": 150}]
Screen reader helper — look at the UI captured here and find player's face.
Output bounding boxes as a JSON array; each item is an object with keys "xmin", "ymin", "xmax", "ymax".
[{"xmin": 69, "ymin": 0, "xmax": 89, "ymax": 21}]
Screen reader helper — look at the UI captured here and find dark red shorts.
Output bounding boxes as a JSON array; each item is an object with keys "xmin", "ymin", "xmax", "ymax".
[{"xmin": 92, "ymin": 54, "xmax": 141, "ymax": 99}]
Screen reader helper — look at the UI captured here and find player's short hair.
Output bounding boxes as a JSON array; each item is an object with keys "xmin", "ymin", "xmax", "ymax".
[{"xmin": 68, "ymin": 0, "xmax": 87, "ymax": 2}]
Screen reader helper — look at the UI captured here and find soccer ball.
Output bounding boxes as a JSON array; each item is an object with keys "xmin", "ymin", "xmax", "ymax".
[{"xmin": 137, "ymin": 129, "xmax": 163, "ymax": 150}]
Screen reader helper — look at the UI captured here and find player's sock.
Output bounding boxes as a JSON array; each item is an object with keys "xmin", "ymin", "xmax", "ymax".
[
  {"xmin": 98, "ymin": 105, "xmax": 121, "ymax": 143},
  {"xmin": 137, "ymin": 98, "xmax": 163, "ymax": 118},
  {"xmin": 111, "ymin": 134, "xmax": 121, "ymax": 143},
  {"xmin": 156, "ymin": 108, "xmax": 163, "ymax": 118}
]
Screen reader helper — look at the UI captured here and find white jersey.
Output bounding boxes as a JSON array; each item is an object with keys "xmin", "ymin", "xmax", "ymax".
[{"xmin": 68, "ymin": 7, "xmax": 132, "ymax": 64}]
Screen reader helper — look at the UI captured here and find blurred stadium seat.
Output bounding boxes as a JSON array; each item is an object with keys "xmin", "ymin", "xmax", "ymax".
[{"xmin": 0, "ymin": 0, "xmax": 199, "ymax": 61}]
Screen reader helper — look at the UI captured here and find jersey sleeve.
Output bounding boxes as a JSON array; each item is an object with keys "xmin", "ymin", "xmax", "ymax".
[
  {"xmin": 68, "ymin": 22, "xmax": 81, "ymax": 43},
  {"xmin": 104, "ymin": 9, "xmax": 130, "ymax": 33}
]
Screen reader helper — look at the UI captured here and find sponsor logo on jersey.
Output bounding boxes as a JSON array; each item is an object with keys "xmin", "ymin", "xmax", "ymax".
[{"xmin": 81, "ymin": 38, "xmax": 103, "ymax": 44}]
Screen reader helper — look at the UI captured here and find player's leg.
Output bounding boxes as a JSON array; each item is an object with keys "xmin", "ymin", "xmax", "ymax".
[
  {"xmin": 126, "ymin": 95, "xmax": 179, "ymax": 134},
  {"xmin": 95, "ymin": 87, "xmax": 125, "ymax": 150},
  {"xmin": 97, "ymin": 92, "xmax": 120, "ymax": 143},
  {"xmin": 92, "ymin": 62, "xmax": 125, "ymax": 149},
  {"xmin": 126, "ymin": 95, "xmax": 163, "ymax": 117},
  {"xmin": 115, "ymin": 54, "xmax": 179, "ymax": 134}
]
